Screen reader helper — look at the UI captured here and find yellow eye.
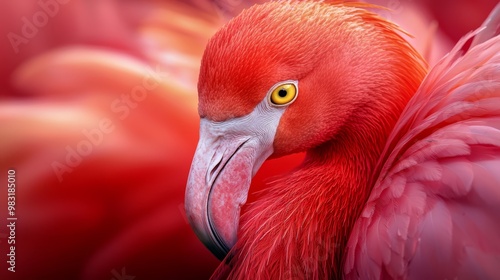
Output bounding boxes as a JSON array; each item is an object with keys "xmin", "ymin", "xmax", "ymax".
[{"xmin": 270, "ymin": 83, "xmax": 297, "ymax": 106}]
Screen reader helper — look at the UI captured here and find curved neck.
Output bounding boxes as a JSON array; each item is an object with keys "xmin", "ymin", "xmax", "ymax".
[
  {"xmin": 217, "ymin": 120, "xmax": 392, "ymax": 279},
  {"xmin": 292, "ymin": 120, "xmax": 391, "ymax": 276}
]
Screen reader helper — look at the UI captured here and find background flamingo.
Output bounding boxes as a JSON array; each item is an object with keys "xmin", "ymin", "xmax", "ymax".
[
  {"xmin": 186, "ymin": 1, "xmax": 500, "ymax": 279},
  {"xmin": 0, "ymin": 0, "xmax": 497, "ymax": 279}
]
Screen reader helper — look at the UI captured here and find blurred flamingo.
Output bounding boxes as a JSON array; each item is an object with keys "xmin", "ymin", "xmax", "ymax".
[
  {"xmin": 0, "ymin": 0, "xmax": 496, "ymax": 280},
  {"xmin": 185, "ymin": 1, "xmax": 500, "ymax": 279}
]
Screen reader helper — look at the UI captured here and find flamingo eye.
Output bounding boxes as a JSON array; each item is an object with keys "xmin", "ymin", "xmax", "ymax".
[{"xmin": 269, "ymin": 82, "xmax": 298, "ymax": 106}]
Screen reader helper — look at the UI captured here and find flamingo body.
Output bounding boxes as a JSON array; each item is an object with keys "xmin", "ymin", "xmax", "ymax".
[{"xmin": 346, "ymin": 25, "xmax": 500, "ymax": 279}]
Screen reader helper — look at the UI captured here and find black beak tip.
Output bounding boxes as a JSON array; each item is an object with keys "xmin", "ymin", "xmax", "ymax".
[
  {"xmin": 209, "ymin": 244, "xmax": 230, "ymax": 261},
  {"xmin": 207, "ymin": 225, "xmax": 231, "ymax": 260}
]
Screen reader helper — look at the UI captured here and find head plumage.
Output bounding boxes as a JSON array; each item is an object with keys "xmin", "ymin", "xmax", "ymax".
[{"xmin": 198, "ymin": 1, "xmax": 426, "ymax": 123}]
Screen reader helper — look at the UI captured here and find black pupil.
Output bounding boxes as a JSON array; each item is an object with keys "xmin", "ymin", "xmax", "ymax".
[{"xmin": 278, "ymin": 89, "xmax": 288, "ymax": 98}]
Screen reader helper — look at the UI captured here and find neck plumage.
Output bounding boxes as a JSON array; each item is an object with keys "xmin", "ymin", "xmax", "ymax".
[{"xmin": 215, "ymin": 118, "xmax": 392, "ymax": 279}]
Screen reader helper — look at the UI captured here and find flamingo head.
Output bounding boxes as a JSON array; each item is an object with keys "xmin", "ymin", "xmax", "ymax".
[{"xmin": 185, "ymin": 1, "xmax": 426, "ymax": 259}]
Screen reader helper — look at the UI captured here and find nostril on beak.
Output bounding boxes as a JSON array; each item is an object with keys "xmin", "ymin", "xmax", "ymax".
[
  {"xmin": 207, "ymin": 153, "xmax": 223, "ymax": 186},
  {"xmin": 210, "ymin": 158, "xmax": 222, "ymax": 180}
]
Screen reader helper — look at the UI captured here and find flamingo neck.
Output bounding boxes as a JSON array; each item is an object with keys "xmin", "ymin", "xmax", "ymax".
[
  {"xmin": 297, "ymin": 129, "xmax": 386, "ymax": 276},
  {"xmin": 224, "ymin": 124, "xmax": 388, "ymax": 279}
]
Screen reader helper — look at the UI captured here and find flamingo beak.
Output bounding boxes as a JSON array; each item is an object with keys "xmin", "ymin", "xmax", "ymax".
[
  {"xmin": 185, "ymin": 100, "xmax": 285, "ymax": 259},
  {"xmin": 185, "ymin": 119, "xmax": 272, "ymax": 259}
]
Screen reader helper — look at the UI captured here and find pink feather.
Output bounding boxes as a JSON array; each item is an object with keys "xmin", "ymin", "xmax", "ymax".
[{"xmin": 345, "ymin": 4, "xmax": 500, "ymax": 279}]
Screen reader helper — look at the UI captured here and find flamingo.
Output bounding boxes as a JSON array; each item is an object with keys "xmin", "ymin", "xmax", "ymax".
[
  {"xmin": 185, "ymin": 1, "xmax": 500, "ymax": 279},
  {"xmin": 0, "ymin": 0, "xmax": 495, "ymax": 279}
]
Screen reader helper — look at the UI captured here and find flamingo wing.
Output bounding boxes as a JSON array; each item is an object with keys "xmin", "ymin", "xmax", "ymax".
[{"xmin": 345, "ymin": 4, "xmax": 500, "ymax": 279}]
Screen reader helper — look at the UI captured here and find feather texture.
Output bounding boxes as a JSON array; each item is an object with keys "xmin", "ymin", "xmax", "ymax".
[{"xmin": 345, "ymin": 8, "xmax": 500, "ymax": 278}]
